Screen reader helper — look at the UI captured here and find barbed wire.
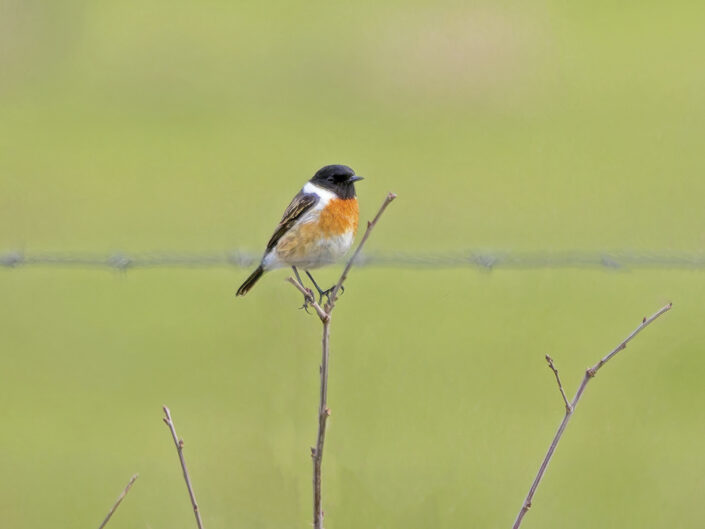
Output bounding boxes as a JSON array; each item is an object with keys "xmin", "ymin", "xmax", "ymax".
[{"xmin": 1, "ymin": 250, "xmax": 705, "ymax": 271}]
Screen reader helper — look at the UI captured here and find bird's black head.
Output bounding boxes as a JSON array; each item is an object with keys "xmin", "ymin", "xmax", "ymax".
[{"xmin": 310, "ymin": 164, "xmax": 363, "ymax": 199}]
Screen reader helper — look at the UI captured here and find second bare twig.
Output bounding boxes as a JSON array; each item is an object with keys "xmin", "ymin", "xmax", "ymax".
[
  {"xmin": 163, "ymin": 406, "xmax": 206, "ymax": 529},
  {"xmin": 512, "ymin": 303, "xmax": 672, "ymax": 529}
]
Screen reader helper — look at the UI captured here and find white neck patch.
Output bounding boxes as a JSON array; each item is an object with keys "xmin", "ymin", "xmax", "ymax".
[{"xmin": 303, "ymin": 182, "xmax": 336, "ymax": 205}]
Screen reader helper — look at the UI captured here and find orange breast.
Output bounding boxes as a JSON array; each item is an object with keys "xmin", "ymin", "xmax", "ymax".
[
  {"xmin": 318, "ymin": 198, "xmax": 359, "ymax": 236},
  {"xmin": 274, "ymin": 198, "xmax": 359, "ymax": 265}
]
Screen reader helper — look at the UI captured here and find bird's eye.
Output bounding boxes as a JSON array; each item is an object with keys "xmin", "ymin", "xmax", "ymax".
[{"xmin": 327, "ymin": 176, "xmax": 334, "ymax": 182}]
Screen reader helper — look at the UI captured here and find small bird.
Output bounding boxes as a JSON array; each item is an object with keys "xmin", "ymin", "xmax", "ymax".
[{"xmin": 236, "ymin": 164, "xmax": 363, "ymax": 301}]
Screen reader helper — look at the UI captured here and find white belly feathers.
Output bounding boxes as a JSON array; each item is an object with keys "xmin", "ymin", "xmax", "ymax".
[{"xmin": 262, "ymin": 229, "xmax": 354, "ymax": 270}]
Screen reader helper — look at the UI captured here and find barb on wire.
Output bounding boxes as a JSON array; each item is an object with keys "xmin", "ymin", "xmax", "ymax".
[{"xmin": 2, "ymin": 250, "xmax": 705, "ymax": 271}]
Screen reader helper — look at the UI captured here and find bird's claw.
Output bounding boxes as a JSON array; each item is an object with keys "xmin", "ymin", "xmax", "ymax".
[
  {"xmin": 319, "ymin": 284, "xmax": 343, "ymax": 305},
  {"xmin": 297, "ymin": 283, "xmax": 345, "ymax": 311},
  {"xmin": 299, "ymin": 288, "xmax": 316, "ymax": 314}
]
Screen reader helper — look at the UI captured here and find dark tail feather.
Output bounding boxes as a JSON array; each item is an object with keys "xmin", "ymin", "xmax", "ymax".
[{"xmin": 236, "ymin": 266, "xmax": 264, "ymax": 296}]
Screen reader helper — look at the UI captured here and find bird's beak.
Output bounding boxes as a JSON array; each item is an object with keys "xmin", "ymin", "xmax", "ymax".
[{"xmin": 348, "ymin": 175, "xmax": 364, "ymax": 183}]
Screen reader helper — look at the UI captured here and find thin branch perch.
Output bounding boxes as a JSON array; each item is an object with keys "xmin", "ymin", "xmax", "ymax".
[
  {"xmin": 97, "ymin": 473, "xmax": 138, "ymax": 529},
  {"xmin": 512, "ymin": 302, "xmax": 672, "ymax": 529},
  {"xmin": 163, "ymin": 406, "xmax": 206, "ymax": 529},
  {"xmin": 288, "ymin": 192, "xmax": 397, "ymax": 529}
]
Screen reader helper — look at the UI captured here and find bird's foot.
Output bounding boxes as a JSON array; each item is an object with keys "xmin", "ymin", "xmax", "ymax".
[
  {"xmin": 298, "ymin": 288, "xmax": 316, "ymax": 314},
  {"xmin": 319, "ymin": 284, "xmax": 343, "ymax": 305}
]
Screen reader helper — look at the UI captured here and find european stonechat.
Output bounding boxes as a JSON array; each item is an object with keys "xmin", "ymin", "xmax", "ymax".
[{"xmin": 236, "ymin": 164, "xmax": 363, "ymax": 300}]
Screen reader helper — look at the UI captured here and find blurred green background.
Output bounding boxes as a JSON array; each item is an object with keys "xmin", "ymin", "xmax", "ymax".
[{"xmin": 1, "ymin": 1, "xmax": 704, "ymax": 527}]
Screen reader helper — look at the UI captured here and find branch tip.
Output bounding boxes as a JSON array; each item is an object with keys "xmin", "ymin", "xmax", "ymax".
[
  {"xmin": 97, "ymin": 473, "xmax": 140, "ymax": 529},
  {"xmin": 546, "ymin": 355, "xmax": 571, "ymax": 412}
]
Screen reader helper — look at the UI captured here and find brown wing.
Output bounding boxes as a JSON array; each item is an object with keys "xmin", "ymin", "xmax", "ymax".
[{"xmin": 265, "ymin": 191, "xmax": 319, "ymax": 252}]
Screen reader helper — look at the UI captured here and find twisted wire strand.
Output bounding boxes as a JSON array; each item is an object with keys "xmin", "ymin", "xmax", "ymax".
[{"xmin": 2, "ymin": 250, "xmax": 705, "ymax": 271}]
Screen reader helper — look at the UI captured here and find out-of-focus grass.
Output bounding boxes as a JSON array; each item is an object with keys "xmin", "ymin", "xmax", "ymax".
[{"xmin": 1, "ymin": 2, "xmax": 704, "ymax": 528}]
